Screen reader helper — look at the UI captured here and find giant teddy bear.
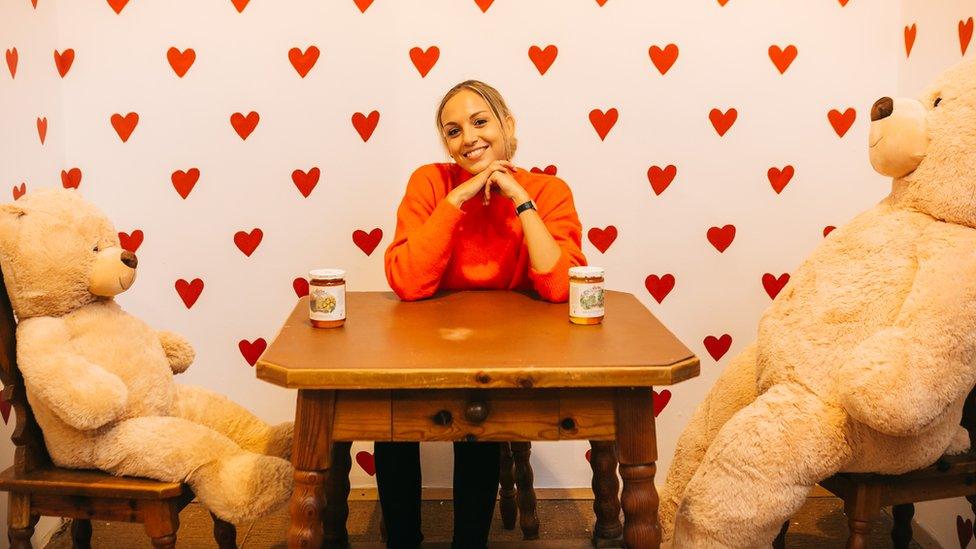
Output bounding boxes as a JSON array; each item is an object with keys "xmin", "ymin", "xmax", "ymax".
[
  {"xmin": 0, "ymin": 189, "xmax": 294, "ymax": 524},
  {"xmin": 660, "ymin": 58, "xmax": 976, "ymax": 547}
]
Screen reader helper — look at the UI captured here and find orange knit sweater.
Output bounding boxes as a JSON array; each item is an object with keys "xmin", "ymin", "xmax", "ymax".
[{"xmin": 384, "ymin": 163, "xmax": 587, "ymax": 303}]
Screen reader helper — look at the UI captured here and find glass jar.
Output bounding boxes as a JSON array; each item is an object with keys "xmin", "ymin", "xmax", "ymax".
[
  {"xmin": 309, "ymin": 268, "xmax": 345, "ymax": 328},
  {"xmin": 569, "ymin": 266, "xmax": 605, "ymax": 325}
]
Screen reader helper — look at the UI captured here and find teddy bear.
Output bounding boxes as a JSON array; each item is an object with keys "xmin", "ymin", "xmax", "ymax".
[
  {"xmin": 660, "ymin": 57, "xmax": 976, "ymax": 548},
  {"xmin": 0, "ymin": 188, "xmax": 294, "ymax": 524}
]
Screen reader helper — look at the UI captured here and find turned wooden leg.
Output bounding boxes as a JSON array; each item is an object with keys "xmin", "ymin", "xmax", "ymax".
[
  {"xmin": 143, "ymin": 500, "xmax": 180, "ymax": 549},
  {"xmin": 844, "ymin": 485, "xmax": 881, "ymax": 549},
  {"xmin": 289, "ymin": 389, "xmax": 335, "ymax": 549},
  {"xmin": 589, "ymin": 440, "xmax": 622, "ymax": 547},
  {"xmin": 8, "ymin": 494, "xmax": 37, "ymax": 549},
  {"xmin": 210, "ymin": 512, "xmax": 237, "ymax": 549},
  {"xmin": 891, "ymin": 503, "xmax": 914, "ymax": 549},
  {"xmin": 499, "ymin": 442, "xmax": 518, "ymax": 530},
  {"xmin": 614, "ymin": 387, "xmax": 660, "ymax": 549},
  {"xmin": 323, "ymin": 441, "xmax": 353, "ymax": 548},
  {"xmin": 71, "ymin": 519, "xmax": 93, "ymax": 549},
  {"xmin": 511, "ymin": 441, "xmax": 539, "ymax": 540},
  {"xmin": 772, "ymin": 520, "xmax": 789, "ymax": 549}
]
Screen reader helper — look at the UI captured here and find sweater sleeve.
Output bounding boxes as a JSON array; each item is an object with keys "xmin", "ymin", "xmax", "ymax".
[
  {"xmin": 527, "ymin": 177, "xmax": 587, "ymax": 303},
  {"xmin": 384, "ymin": 167, "xmax": 465, "ymax": 301}
]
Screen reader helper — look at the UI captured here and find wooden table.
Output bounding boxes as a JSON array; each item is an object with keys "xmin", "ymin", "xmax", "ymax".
[{"xmin": 256, "ymin": 290, "xmax": 698, "ymax": 549}]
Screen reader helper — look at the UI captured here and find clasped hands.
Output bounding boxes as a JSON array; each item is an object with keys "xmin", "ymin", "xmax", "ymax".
[{"xmin": 446, "ymin": 160, "xmax": 531, "ymax": 209}]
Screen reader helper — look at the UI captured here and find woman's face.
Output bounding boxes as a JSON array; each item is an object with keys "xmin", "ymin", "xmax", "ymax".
[{"xmin": 440, "ymin": 89, "xmax": 514, "ymax": 174}]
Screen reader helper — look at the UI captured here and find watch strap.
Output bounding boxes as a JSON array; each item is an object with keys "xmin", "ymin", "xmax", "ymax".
[{"xmin": 515, "ymin": 200, "xmax": 536, "ymax": 216}]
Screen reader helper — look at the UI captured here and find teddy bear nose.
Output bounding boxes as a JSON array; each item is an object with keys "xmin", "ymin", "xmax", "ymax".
[
  {"xmin": 871, "ymin": 97, "xmax": 894, "ymax": 121},
  {"xmin": 120, "ymin": 251, "xmax": 138, "ymax": 269}
]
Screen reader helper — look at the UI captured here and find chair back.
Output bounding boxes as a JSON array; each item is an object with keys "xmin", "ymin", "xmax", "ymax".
[{"xmin": 0, "ymin": 264, "xmax": 49, "ymax": 474}]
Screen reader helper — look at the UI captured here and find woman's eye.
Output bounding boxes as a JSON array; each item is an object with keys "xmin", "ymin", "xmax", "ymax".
[
  {"xmin": 446, "ymin": 129, "xmax": 458, "ymax": 137},
  {"xmin": 934, "ymin": 97, "xmax": 942, "ymax": 107},
  {"xmin": 474, "ymin": 119, "xmax": 487, "ymax": 126}
]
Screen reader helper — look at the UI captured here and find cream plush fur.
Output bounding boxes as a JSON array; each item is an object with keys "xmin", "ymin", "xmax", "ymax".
[
  {"xmin": 0, "ymin": 189, "xmax": 294, "ymax": 524},
  {"xmin": 660, "ymin": 58, "xmax": 976, "ymax": 548}
]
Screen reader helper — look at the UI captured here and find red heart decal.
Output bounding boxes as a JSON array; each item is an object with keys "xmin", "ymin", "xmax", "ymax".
[
  {"xmin": 106, "ymin": 0, "xmax": 128, "ymax": 14},
  {"xmin": 528, "ymin": 45, "xmax": 558, "ymax": 75},
  {"xmin": 352, "ymin": 111, "xmax": 380, "ymax": 142},
  {"xmin": 5, "ymin": 48, "xmax": 17, "ymax": 78},
  {"xmin": 704, "ymin": 334, "xmax": 732, "ymax": 361},
  {"xmin": 706, "ymin": 224, "xmax": 736, "ymax": 253},
  {"xmin": 584, "ymin": 449, "xmax": 592, "ymax": 462},
  {"xmin": 36, "ymin": 117, "xmax": 47, "ymax": 144},
  {"xmin": 234, "ymin": 228, "xmax": 264, "ymax": 257},
  {"xmin": 595, "ymin": 0, "xmax": 608, "ymax": 5},
  {"xmin": 231, "ymin": 0, "xmax": 249, "ymax": 12},
  {"xmin": 175, "ymin": 278, "xmax": 204, "ymax": 309},
  {"xmin": 762, "ymin": 273, "xmax": 790, "ymax": 300},
  {"xmin": 767, "ymin": 165, "xmax": 794, "ymax": 194},
  {"xmin": 823, "ymin": 225, "xmax": 836, "ymax": 237},
  {"xmin": 717, "ymin": 0, "xmax": 729, "ymax": 5},
  {"xmin": 356, "ymin": 450, "xmax": 376, "ymax": 476},
  {"xmin": 958, "ymin": 515, "xmax": 973, "ymax": 549},
  {"xmin": 961, "ymin": 18, "xmax": 975, "ymax": 56},
  {"xmin": 653, "ymin": 389, "xmax": 671, "ymax": 417},
  {"xmin": 353, "ymin": 228, "xmax": 383, "ymax": 256},
  {"xmin": 293, "ymin": 277, "xmax": 309, "ymax": 298},
  {"xmin": 31, "ymin": 0, "xmax": 38, "ymax": 8},
  {"xmin": 238, "ymin": 338, "xmax": 267, "ymax": 367},
  {"xmin": 231, "ymin": 111, "xmax": 260, "ymax": 140},
  {"xmin": 587, "ymin": 226, "xmax": 617, "ymax": 253},
  {"xmin": 61, "ymin": 168, "xmax": 82, "ymax": 189},
  {"xmin": 353, "ymin": 0, "xmax": 373, "ymax": 12},
  {"xmin": 12, "ymin": 183, "xmax": 26, "ymax": 200},
  {"xmin": 54, "ymin": 48, "xmax": 74, "ymax": 78},
  {"xmin": 118, "ymin": 230, "xmax": 144, "ymax": 253},
  {"xmin": 167, "ymin": 47, "xmax": 195, "ymax": 78},
  {"xmin": 111, "ymin": 112, "xmax": 139, "ymax": 142},
  {"xmin": 409, "ymin": 46, "xmax": 439, "ymax": 78},
  {"xmin": 837, "ymin": 0, "xmax": 850, "ymax": 5},
  {"xmin": 649, "ymin": 44, "xmax": 679, "ymax": 75},
  {"xmin": 644, "ymin": 274, "xmax": 675, "ymax": 304},
  {"xmin": 171, "ymin": 168, "xmax": 200, "ymax": 199},
  {"xmin": 904, "ymin": 24, "xmax": 917, "ymax": 58},
  {"xmin": 530, "ymin": 165, "xmax": 557, "ymax": 175},
  {"xmin": 647, "ymin": 165, "xmax": 677, "ymax": 196},
  {"xmin": 589, "ymin": 108, "xmax": 618, "ymax": 141},
  {"xmin": 828, "ymin": 108, "xmax": 856, "ymax": 137},
  {"xmin": 289, "ymin": 46, "xmax": 320, "ymax": 78},
  {"xmin": 0, "ymin": 392, "xmax": 10, "ymax": 425},
  {"xmin": 292, "ymin": 167, "xmax": 320, "ymax": 198},
  {"xmin": 768, "ymin": 44, "xmax": 797, "ymax": 74},
  {"xmin": 709, "ymin": 108, "xmax": 737, "ymax": 137},
  {"xmin": 474, "ymin": 0, "xmax": 493, "ymax": 12}
]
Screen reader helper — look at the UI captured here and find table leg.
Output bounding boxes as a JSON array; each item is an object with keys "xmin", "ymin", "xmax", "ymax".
[
  {"xmin": 289, "ymin": 389, "xmax": 335, "ymax": 549},
  {"xmin": 614, "ymin": 387, "xmax": 660, "ymax": 549},
  {"xmin": 589, "ymin": 440, "xmax": 622, "ymax": 547}
]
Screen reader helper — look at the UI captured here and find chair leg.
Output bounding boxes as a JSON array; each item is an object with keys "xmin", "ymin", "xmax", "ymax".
[
  {"xmin": 8, "ymin": 493, "xmax": 36, "ymax": 549},
  {"xmin": 891, "ymin": 503, "xmax": 914, "ymax": 549},
  {"xmin": 323, "ymin": 441, "xmax": 353, "ymax": 548},
  {"xmin": 589, "ymin": 440, "xmax": 623, "ymax": 547},
  {"xmin": 844, "ymin": 485, "xmax": 881, "ymax": 549},
  {"xmin": 499, "ymin": 442, "xmax": 517, "ymax": 530},
  {"xmin": 210, "ymin": 512, "xmax": 237, "ymax": 549},
  {"xmin": 772, "ymin": 520, "xmax": 789, "ymax": 549},
  {"xmin": 70, "ymin": 519, "xmax": 93, "ymax": 549},
  {"xmin": 142, "ymin": 500, "xmax": 179, "ymax": 549},
  {"xmin": 511, "ymin": 441, "xmax": 539, "ymax": 540}
]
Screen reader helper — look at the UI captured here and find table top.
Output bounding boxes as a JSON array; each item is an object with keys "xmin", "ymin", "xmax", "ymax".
[{"xmin": 256, "ymin": 290, "xmax": 699, "ymax": 390}]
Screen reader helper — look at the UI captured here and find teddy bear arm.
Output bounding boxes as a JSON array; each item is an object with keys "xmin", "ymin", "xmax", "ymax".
[{"xmin": 156, "ymin": 330, "xmax": 195, "ymax": 374}]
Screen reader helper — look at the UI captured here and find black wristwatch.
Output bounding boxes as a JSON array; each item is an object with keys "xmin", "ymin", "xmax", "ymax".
[{"xmin": 515, "ymin": 199, "xmax": 536, "ymax": 216}]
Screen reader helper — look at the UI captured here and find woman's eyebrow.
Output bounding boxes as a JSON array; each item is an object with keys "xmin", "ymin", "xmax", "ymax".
[{"xmin": 442, "ymin": 111, "xmax": 489, "ymax": 128}]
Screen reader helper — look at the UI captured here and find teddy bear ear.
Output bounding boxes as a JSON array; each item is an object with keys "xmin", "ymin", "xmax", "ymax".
[{"xmin": 0, "ymin": 204, "xmax": 26, "ymax": 244}]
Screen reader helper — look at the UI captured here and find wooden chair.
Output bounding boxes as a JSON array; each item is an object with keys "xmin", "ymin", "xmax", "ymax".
[
  {"xmin": 774, "ymin": 387, "xmax": 976, "ymax": 549},
  {"xmin": 0, "ymin": 266, "xmax": 237, "ymax": 549}
]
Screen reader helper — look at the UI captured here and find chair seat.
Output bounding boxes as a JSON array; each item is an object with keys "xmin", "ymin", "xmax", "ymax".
[{"xmin": 0, "ymin": 466, "xmax": 186, "ymax": 500}]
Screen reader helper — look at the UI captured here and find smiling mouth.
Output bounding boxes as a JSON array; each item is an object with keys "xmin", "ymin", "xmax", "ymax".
[{"xmin": 463, "ymin": 145, "xmax": 489, "ymax": 159}]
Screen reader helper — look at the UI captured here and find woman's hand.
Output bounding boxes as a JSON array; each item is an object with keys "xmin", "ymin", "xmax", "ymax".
[
  {"xmin": 486, "ymin": 169, "xmax": 531, "ymax": 206},
  {"xmin": 445, "ymin": 160, "xmax": 516, "ymax": 208}
]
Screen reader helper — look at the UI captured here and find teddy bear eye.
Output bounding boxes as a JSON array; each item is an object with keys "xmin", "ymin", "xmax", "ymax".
[
  {"xmin": 92, "ymin": 244, "xmax": 99, "ymax": 252},
  {"xmin": 934, "ymin": 97, "xmax": 942, "ymax": 107}
]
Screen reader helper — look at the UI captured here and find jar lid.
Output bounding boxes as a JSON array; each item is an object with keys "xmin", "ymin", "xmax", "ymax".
[
  {"xmin": 569, "ymin": 266, "xmax": 604, "ymax": 278},
  {"xmin": 309, "ymin": 268, "xmax": 346, "ymax": 280}
]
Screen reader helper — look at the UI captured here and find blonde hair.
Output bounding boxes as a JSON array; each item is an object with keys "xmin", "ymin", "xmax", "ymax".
[{"xmin": 436, "ymin": 80, "xmax": 518, "ymax": 159}]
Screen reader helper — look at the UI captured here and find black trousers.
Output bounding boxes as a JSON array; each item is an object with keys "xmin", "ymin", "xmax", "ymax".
[{"xmin": 374, "ymin": 441, "xmax": 501, "ymax": 549}]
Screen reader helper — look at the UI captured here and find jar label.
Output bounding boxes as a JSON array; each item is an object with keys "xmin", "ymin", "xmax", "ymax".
[
  {"xmin": 570, "ymin": 282, "xmax": 604, "ymax": 318},
  {"xmin": 309, "ymin": 283, "xmax": 345, "ymax": 321}
]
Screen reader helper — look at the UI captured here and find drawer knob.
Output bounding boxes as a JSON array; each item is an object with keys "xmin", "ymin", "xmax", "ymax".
[
  {"xmin": 432, "ymin": 410, "xmax": 453, "ymax": 426},
  {"xmin": 464, "ymin": 401, "xmax": 489, "ymax": 424},
  {"xmin": 560, "ymin": 417, "xmax": 577, "ymax": 431}
]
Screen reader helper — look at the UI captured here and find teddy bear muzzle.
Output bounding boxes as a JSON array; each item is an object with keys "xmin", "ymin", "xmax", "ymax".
[
  {"xmin": 89, "ymin": 247, "xmax": 138, "ymax": 297},
  {"xmin": 868, "ymin": 96, "xmax": 929, "ymax": 179}
]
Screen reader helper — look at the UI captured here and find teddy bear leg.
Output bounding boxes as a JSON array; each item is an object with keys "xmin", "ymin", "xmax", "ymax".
[
  {"xmin": 672, "ymin": 384, "xmax": 851, "ymax": 549},
  {"xmin": 660, "ymin": 343, "xmax": 759, "ymax": 542},
  {"xmin": 173, "ymin": 384, "xmax": 293, "ymax": 459},
  {"xmin": 95, "ymin": 416, "xmax": 294, "ymax": 524}
]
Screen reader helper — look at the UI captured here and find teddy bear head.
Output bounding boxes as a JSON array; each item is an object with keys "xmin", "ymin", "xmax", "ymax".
[
  {"xmin": 869, "ymin": 57, "xmax": 976, "ymax": 227},
  {"xmin": 0, "ymin": 189, "xmax": 137, "ymax": 320}
]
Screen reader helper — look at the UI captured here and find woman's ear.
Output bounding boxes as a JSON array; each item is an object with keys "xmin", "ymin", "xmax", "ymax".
[{"xmin": 505, "ymin": 115, "xmax": 516, "ymax": 137}]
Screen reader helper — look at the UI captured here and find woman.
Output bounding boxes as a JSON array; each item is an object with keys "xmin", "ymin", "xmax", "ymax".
[{"xmin": 380, "ymin": 80, "xmax": 587, "ymax": 548}]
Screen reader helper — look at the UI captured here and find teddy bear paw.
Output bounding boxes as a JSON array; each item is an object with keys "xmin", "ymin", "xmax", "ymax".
[{"xmin": 190, "ymin": 453, "xmax": 294, "ymax": 524}]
